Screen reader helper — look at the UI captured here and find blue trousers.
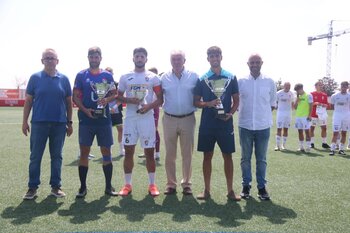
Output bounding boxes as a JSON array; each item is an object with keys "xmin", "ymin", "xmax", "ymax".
[
  {"xmin": 239, "ymin": 127, "xmax": 270, "ymax": 189},
  {"xmin": 28, "ymin": 122, "xmax": 66, "ymax": 189}
]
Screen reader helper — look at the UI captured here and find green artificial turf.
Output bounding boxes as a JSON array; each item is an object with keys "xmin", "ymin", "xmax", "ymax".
[{"xmin": 0, "ymin": 107, "xmax": 349, "ymax": 233}]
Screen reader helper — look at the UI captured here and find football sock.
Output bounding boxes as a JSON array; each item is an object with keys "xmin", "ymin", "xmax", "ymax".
[
  {"xmin": 78, "ymin": 166, "xmax": 88, "ymax": 190},
  {"xmin": 103, "ymin": 163, "xmax": 113, "ymax": 190}
]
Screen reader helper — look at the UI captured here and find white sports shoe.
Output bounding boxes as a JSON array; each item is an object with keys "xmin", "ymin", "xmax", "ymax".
[
  {"xmin": 281, "ymin": 144, "xmax": 286, "ymax": 150},
  {"xmin": 274, "ymin": 146, "xmax": 280, "ymax": 151}
]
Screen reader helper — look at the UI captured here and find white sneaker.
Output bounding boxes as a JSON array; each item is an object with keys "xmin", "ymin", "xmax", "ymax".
[
  {"xmin": 119, "ymin": 150, "xmax": 125, "ymax": 157},
  {"xmin": 297, "ymin": 147, "xmax": 305, "ymax": 152},
  {"xmin": 305, "ymin": 147, "xmax": 311, "ymax": 153},
  {"xmin": 281, "ymin": 144, "xmax": 286, "ymax": 150},
  {"xmin": 77, "ymin": 154, "xmax": 95, "ymax": 160},
  {"xmin": 274, "ymin": 146, "xmax": 280, "ymax": 151}
]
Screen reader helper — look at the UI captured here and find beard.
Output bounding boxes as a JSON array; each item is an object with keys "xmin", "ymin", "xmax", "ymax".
[
  {"xmin": 89, "ymin": 61, "xmax": 100, "ymax": 69},
  {"xmin": 134, "ymin": 61, "xmax": 145, "ymax": 69}
]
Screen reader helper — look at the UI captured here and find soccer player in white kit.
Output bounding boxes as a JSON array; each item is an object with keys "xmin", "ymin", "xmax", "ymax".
[
  {"xmin": 275, "ymin": 82, "xmax": 295, "ymax": 151},
  {"xmin": 116, "ymin": 47, "xmax": 163, "ymax": 196},
  {"xmin": 329, "ymin": 81, "xmax": 350, "ymax": 156}
]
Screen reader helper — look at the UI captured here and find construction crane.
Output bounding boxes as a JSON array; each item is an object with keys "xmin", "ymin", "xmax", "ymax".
[{"xmin": 307, "ymin": 20, "xmax": 350, "ymax": 78}]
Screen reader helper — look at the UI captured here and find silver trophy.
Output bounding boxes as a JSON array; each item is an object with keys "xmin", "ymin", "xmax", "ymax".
[
  {"xmin": 130, "ymin": 85, "xmax": 148, "ymax": 113},
  {"xmin": 90, "ymin": 81, "xmax": 112, "ymax": 118},
  {"xmin": 206, "ymin": 78, "xmax": 231, "ymax": 120}
]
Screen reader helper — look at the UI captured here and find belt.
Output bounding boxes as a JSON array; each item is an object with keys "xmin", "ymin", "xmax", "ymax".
[{"xmin": 165, "ymin": 112, "xmax": 194, "ymax": 118}]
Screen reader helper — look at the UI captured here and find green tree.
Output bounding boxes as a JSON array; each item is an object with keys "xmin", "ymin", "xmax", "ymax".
[{"xmin": 319, "ymin": 76, "xmax": 338, "ymax": 96}]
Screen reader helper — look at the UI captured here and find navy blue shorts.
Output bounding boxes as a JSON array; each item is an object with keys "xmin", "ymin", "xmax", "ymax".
[
  {"xmin": 111, "ymin": 113, "xmax": 123, "ymax": 126},
  {"xmin": 197, "ymin": 127, "xmax": 235, "ymax": 154},
  {"xmin": 79, "ymin": 124, "xmax": 114, "ymax": 147}
]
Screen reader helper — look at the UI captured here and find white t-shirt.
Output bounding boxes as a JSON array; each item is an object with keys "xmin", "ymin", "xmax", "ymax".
[
  {"xmin": 118, "ymin": 70, "xmax": 160, "ymax": 117},
  {"xmin": 331, "ymin": 92, "xmax": 350, "ymax": 115},
  {"xmin": 276, "ymin": 90, "xmax": 295, "ymax": 113}
]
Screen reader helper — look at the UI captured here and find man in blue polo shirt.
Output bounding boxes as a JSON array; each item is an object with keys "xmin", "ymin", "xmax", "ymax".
[
  {"xmin": 194, "ymin": 46, "xmax": 240, "ymax": 201},
  {"xmin": 73, "ymin": 46, "xmax": 118, "ymax": 198},
  {"xmin": 22, "ymin": 48, "xmax": 73, "ymax": 200}
]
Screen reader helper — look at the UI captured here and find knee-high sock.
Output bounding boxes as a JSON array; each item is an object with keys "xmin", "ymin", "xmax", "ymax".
[
  {"xmin": 79, "ymin": 166, "xmax": 88, "ymax": 190},
  {"xmin": 103, "ymin": 163, "xmax": 113, "ymax": 190}
]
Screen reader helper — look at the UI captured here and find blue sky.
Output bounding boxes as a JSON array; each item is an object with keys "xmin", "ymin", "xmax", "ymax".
[{"xmin": 0, "ymin": 0, "xmax": 349, "ymax": 92}]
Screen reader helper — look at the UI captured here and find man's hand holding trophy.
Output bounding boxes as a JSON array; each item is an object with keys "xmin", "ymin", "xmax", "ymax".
[
  {"xmin": 130, "ymin": 84, "xmax": 149, "ymax": 114},
  {"xmin": 90, "ymin": 81, "xmax": 114, "ymax": 118},
  {"xmin": 205, "ymin": 77, "xmax": 231, "ymax": 120}
]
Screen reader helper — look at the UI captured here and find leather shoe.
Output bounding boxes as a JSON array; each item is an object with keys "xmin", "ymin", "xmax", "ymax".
[
  {"xmin": 182, "ymin": 187, "xmax": 193, "ymax": 195},
  {"xmin": 164, "ymin": 187, "xmax": 176, "ymax": 195}
]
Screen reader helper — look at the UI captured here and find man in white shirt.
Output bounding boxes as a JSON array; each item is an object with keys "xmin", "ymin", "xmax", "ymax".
[
  {"xmin": 329, "ymin": 81, "xmax": 350, "ymax": 156},
  {"xmin": 238, "ymin": 54, "xmax": 276, "ymax": 201},
  {"xmin": 116, "ymin": 47, "xmax": 163, "ymax": 197},
  {"xmin": 161, "ymin": 50, "xmax": 199, "ymax": 195},
  {"xmin": 275, "ymin": 82, "xmax": 295, "ymax": 151}
]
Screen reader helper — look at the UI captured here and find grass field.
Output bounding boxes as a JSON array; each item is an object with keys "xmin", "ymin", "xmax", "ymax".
[{"xmin": 0, "ymin": 107, "xmax": 350, "ymax": 233}]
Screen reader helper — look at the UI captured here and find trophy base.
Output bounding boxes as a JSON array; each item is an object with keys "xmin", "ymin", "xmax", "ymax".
[
  {"xmin": 215, "ymin": 109, "xmax": 227, "ymax": 120},
  {"xmin": 93, "ymin": 108, "xmax": 107, "ymax": 118}
]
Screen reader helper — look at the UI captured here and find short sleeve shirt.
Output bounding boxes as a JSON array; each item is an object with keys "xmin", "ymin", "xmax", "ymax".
[
  {"xmin": 118, "ymin": 70, "xmax": 161, "ymax": 118},
  {"xmin": 331, "ymin": 92, "xmax": 350, "ymax": 115},
  {"xmin": 276, "ymin": 90, "xmax": 294, "ymax": 113},
  {"xmin": 194, "ymin": 69, "xmax": 238, "ymax": 129},
  {"xmin": 74, "ymin": 69, "xmax": 115, "ymax": 126},
  {"xmin": 310, "ymin": 91, "xmax": 328, "ymax": 117},
  {"xmin": 26, "ymin": 71, "xmax": 72, "ymax": 123}
]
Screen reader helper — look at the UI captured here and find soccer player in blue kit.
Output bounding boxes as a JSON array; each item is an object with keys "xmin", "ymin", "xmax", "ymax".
[{"xmin": 73, "ymin": 47, "xmax": 118, "ymax": 198}]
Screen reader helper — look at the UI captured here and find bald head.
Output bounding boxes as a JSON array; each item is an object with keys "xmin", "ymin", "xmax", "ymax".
[
  {"xmin": 283, "ymin": 82, "xmax": 291, "ymax": 92},
  {"xmin": 247, "ymin": 54, "xmax": 263, "ymax": 78}
]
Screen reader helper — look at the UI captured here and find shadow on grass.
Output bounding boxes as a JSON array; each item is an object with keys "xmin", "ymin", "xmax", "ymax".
[
  {"xmin": 1, "ymin": 196, "xmax": 63, "ymax": 224},
  {"xmin": 110, "ymin": 195, "xmax": 162, "ymax": 221},
  {"xmin": 280, "ymin": 149, "xmax": 324, "ymax": 157},
  {"xmin": 57, "ymin": 195, "xmax": 110, "ymax": 224},
  {"xmin": 243, "ymin": 197, "xmax": 297, "ymax": 224}
]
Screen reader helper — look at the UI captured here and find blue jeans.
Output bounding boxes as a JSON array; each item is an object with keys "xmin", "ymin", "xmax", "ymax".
[
  {"xmin": 239, "ymin": 127, "xmax": 270, "ymax": 189},
  {"xmin": 28, "ymin": 122, "xmax": 67, "ymax": 189}
]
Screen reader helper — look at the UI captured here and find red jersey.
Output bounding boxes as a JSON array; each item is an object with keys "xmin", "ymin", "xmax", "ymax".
[{"xmin": 310, "ymin": 91, "xmax": 328, "ymax": 117}]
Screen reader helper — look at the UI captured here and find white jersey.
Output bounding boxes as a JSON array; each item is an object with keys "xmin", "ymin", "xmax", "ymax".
[
  {"xmin": 276, "ymin": 90, "xmax": 294, "ymax": 113},
  {"xmin": 118, "ymin": 70, "xmax": 161, "ymax": 117},
  {"xmin": 331, "ymin": 92, "xmax": 350, "ymax": 115}
]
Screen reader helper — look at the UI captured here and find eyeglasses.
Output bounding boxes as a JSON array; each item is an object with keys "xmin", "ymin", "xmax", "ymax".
[{"xmin": 43, "ymin": 57, "xmax": 57, "ymax": 61}]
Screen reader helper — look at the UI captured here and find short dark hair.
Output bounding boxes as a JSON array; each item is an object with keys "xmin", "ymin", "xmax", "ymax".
[
  {"xmin": 341, "ymin": 81, "xmax": 349, "ymax": 86},
  {"xmin": 88, "ymin": 46, "xmax": 102, "ymax": 56},
  {"xmin": 133, "ymin": 47, "xmax": 148, "ymax": 57},
  {"xmin": 294, "ymin": 83, "xmax": 303, "ymax": 91},
  {"xmin": 207, "ymin": 46, "xmax": 222, "ymax": 56}
]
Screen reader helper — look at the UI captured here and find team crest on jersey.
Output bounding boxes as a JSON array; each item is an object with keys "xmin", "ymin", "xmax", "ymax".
[
  {"xmin": 145, "ymin": 76, "xmax": 149, "ymax": 82},
  {"xmin": 144, "ymin": 140, "xmax": 149, "ymax": 146}
]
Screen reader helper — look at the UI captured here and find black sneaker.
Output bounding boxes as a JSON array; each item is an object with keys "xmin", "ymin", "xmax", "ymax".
[
  {"xmin": 310, "ymin": 143, "xmax": 315, "ymax": 148},
  {"xmin": 240, "ymin": 185, "xmax": 251, "ymax": 199},
  {"xmin": 322, "ymin": 143, "xmax": 331, "ymax": 149},
  {"xmin": 23, "ymin": 188, "xmax": 37, "ymax": 200},
  {"xmin": 76, "ymin": 187, "xmax": 87, "ymax": 198},
  {"xmin": 105, "ymin": 187, "xmax": 118, "ymax": 196},
  {"xmin": 339, "ymin": 150, "xmax": 346, "ymax": 155},
  {"xmin": 258, "ymin": 187, "xmax": 270, "ymax": 201},
  {"xmin": 329, "ymin": 150, "xmax": 335, "ymax": 156}
]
